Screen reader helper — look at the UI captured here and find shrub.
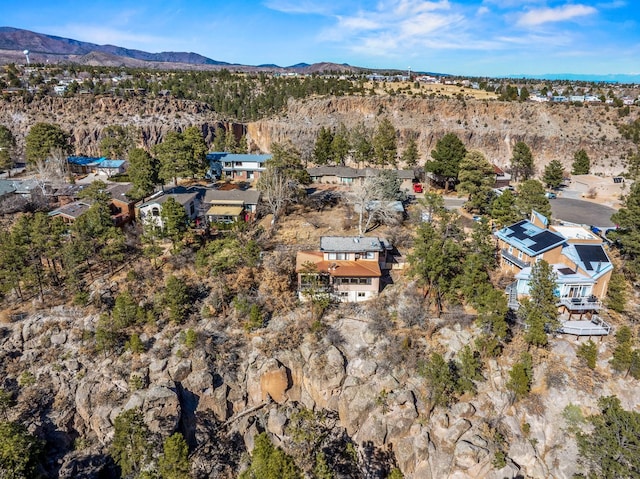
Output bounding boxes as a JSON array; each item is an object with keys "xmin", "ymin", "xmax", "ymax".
[{"xmin": 577, "ymin": 340, "xmax": 597, "ymax": 369}]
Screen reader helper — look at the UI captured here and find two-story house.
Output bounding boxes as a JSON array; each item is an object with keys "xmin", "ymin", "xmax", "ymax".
[
  {"xmin": 495, "ymin": 211, "xmax": 613, "ymax": 317},
  {"xmin": 206, "ymin": 153, "xmax": 272, "ymax": 182},
  {"xmin": 295, "ymin": 236, "xmax": 390, "ymax": 302},
  {"xmin": 138, "ymin": 188, "xmax": 200, "ymax": 230}
]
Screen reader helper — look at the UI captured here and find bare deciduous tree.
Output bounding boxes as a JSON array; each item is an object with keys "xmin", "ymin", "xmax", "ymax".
[{"xmin": 345, "ymin": 171, "xmax": 404, "ymax": 235}]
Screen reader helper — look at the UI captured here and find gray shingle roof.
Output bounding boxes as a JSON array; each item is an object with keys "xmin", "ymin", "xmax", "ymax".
[{"xmin": 320, "ymin": 236, "xmax": 384, "ymax": 252}]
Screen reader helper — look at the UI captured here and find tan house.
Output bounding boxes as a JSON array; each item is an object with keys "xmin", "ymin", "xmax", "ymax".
[
  {"xmin": 495, "ymin": 211, "xmax": 613, "ymax": 317},
  {"xmin": 296, "ymin": 236, "xmax": 390, "ymax": 302}
]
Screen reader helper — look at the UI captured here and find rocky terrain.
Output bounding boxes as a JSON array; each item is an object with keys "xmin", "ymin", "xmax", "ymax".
[
  {"xmin": 1, "ymin": 278, "xmax": 639, "ymax": 478},
  {"xmin": 1, "ymin": 94, "xmax": 638, "ymax": 175}
]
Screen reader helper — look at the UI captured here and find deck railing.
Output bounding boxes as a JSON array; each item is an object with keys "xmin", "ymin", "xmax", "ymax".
[
  {"xmin": 557, "ymin": 296, "xmax": 602, "ymax": 311},
  {"xmin": 500, "ymin": 249, "xmax": 531, "ymax": 269}
]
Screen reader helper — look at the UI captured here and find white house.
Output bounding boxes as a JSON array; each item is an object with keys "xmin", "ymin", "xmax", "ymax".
[{"xmin": 138, "ymin": 190, "xmax": 200, "ymax": 229}]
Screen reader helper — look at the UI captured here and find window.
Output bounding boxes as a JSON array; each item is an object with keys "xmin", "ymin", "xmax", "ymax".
[
  {"xmin": 517, "ymin": 250, "xmax": 523, "ymax": 260},
  {"xmin": 235, "ymin": 162, "xmax": 243, "ymax": 167},
  {"xmin": 363, "ymin": 251, "xmax": 375, "ymax": 259},
  {"xmin": 328, "ymin": 252, "xmax": 346, "ymax": 260},
  {"xmin": 508, "ymin": 246, "xmax": 513, "ymax": 254},
  {"xmin": 339, "ymin": 292, "xmax": 349, "ymax": 298},
  {"xmin": 358, "ymin": 278, "xmax": 372, "ymax": 285},
  {"xmin": 357, "ymin": 292, "xmax": 366, "ymax": 298}
]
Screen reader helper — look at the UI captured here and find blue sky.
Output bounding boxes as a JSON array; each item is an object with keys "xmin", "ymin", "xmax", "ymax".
[{"xmin": 4, "ymin": 0, "xmax": 639, "ymax": 77}]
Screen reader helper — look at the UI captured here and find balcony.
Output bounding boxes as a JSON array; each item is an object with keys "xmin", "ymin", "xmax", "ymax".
[
  {"xmin": 557, "ymin": 296, "xmax": 602, "ymax": 312},
  {"xmin": 500, "ymin": 249, "xmax": 531, "ymax": 269}
]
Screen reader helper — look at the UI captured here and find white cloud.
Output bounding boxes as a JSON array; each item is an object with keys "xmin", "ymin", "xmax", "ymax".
[
  {"xmin": 517, "ymin": 4, "xmax": 598, "ymax": 27},
  {"xmin": 477, "ymin": 6, "xmax": 490, "ymax": 15}
]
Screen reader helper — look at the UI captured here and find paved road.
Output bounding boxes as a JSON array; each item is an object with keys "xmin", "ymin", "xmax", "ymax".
[{"xmin": 550, "ymin": 198, "xmax": 616, "ymax": 228}]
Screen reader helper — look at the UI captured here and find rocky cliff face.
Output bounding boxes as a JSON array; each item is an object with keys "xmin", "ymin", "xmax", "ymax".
[
  {"xmin": 1, "ymin": 95, "xmax": 636, "ymax": 175},
  {"xmin": 2, "ymin": 296, "xmax": 638, "ymax": 478}
]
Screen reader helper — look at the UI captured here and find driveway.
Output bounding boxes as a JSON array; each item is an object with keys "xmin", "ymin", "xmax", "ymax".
[{"xmin": 550, "ymin": 198, "xmax": 617, "ymax": 228}]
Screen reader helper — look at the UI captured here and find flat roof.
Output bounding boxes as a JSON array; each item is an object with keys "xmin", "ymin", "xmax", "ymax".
[
  {"xmin": 552, "ymin": 225, "xmax": 598, "ymax": 241},
  {"xmin": 206, "ymin": 152, "xmax": 272, "ymax": 163},
  {"xmin": 320, "ymin": 236, "xmax": 385, "ymax": 253}
]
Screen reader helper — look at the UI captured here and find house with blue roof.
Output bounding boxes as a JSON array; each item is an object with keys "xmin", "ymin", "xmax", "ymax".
[
  {"xmin": 206, "ymin": 152, "xmax": 271, "ymax": 182},
  {"xmin": 495, "ymin": 211, "xmax": 613, "ymax": 316},
  {"xmin": 67, "ymin": 156, "xmax": 126, "ymax": 177}
]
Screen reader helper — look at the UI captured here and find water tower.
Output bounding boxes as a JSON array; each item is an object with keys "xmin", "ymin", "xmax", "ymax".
[{"xmin": 23, "ymin": 49, "xmax": 30, "ymax": 65}]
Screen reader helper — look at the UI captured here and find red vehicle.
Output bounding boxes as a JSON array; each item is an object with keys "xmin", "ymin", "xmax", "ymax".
[{"xmin": 412, "ymin": 182, "xmax": 423, "ymax": 193}]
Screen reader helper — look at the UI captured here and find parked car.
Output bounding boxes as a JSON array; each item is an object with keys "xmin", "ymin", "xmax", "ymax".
[{"xmin": 545, "ymin": 192, "xmax": 557, "ymax": 199}]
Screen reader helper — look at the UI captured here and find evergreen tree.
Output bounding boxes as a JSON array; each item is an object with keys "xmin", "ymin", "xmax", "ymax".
[
  {"xmin": 163, "ymin": 275, "xmax": 190, "ymax": 323},
  {"xmin": 606, "ymin": 270, "xmax": 627, "ymax": 313},
  {"xmin": 0, "ymin": 125, "xmax": 16, "ymax": 175},
  {"xmin": 112, "ymin": 291, "xmax": 143, "ymax": 329},
  {"xmin": 213, "ymin": 127, "xmax": 227, "ymax": 152},
  {"xmin": 128, "ymin": 148, "xmax": 159, "ymax": 200},
  {"xmin": 372, "ymin": 118, "xmax": 398, "ymax": 167},
  {"xmin": 240, "ymin": 432, "xmax": 301, "ymax": 479},
  {"xmin": 158, "ymin": 433, "xmax": 191, "ymax": 479},
  {"xmin": 519, "ymin": 259, "xmax": 558, "ymax": 347},
  {"xmin": 330, "ymin": 123, "xmax": 350, "ymax": 166},
  {"xmin": 507, "ymin": 352, "xmax": 533, "ymax": 400},
  {"xmin": 160, "ymin": 197, "xmax": 189, "ymax": 250},
  {"xmin": 418, "ymin": 352, "xmax": 456, "ymax": 408},
  {"xmin": 457, "ymin": 150, "xmax": 495, "ymax": 213},
  {"xmin": 571, "ymin": 149, "xmax": 590, "ymax": 175},
  {"xmin": 515, "ymin": 179, "xmax": 552, "ymax": 219},
  {"xmin": 313, "ymin": 126, "xmax": 333, "ymax": 165},
  {"xmin": 25, "ymin": 122, "xmax": 70, "ymax": 164},
  {"xmin": 408, "ymin": 212, "xmax": 465, "ymax": 316},
  {"xmin": 401, "ymin": 137, "xmax": 419, "ymax": 167},
  {"xmin": 490, "ymin": 190, "xmax": 519, "ymax": 228},
  {"xmin": 350, "ymin": 122, "xmax": 374, "ymax": 167},
  {"xmin": 510, "ymin": 141, "xmax": 534, "ymax": 182},
  {"xmin": 542, "ymin": 160, "xmax": 564, "ymax": 189},
  {"xmin": 577, "ymin": 339, "xmax": 598, "ymax": 369},
  {"xmin": 182, "ymin": 126, "xmax": 208, "ymax": 177},
  {"xmin": 456, "ymin": 345, "xmax": 482, "ymax": 395},
  {"xmin": 153, "ymin": 131, "xmax": 192, "ymax": 185},
  {"xmin": 0, "ymin": 420, "xmax": 43, "ymax": 478},
  {"xmin": 610, "ymin": 183, "xmax": 640, "ymax": 272},
  {"xmin": 425, "ymin": 133, "xmax": 467, "ymax": 193},
  {"xmin": 576, "ymin": 396, "xmax": 640, "ymax": 478},
  {"xmin": 110, "ymin": 408, "xmax": 152, "ymax": 478},
  {"xmin": 610, "ymin": 326, "xmax": 634, "ymax": 375}
]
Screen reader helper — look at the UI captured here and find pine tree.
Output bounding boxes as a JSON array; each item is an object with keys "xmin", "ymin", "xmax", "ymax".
[
  {"xmin": 610, "ymin": 326, "xmax": 634, "ymax": 375},
  {"xmin": 577, "ymin": 339, "xmax": 598, "ymax": 369},
  {"xmin": 350, "ymin": 122, "xmax": 374, "ymax": 167},
  {"xmin": 373, "ymin": 118, "xmax": 398, "ymax": 167},
  {"xmin": 161, "ymin": 197, "xmax": 189, "ymax": 250},
  {"xmin": 519, "ymin": 259, "xmax": 558, "ymax": 347},
  {"xmin": 25, "ymin": 122, "xmax": 70, "ymax": 164},
  {"xmin": 610, "ymin": 182, "xmax": 640, "ymax": 272},
  {"xmin": 606, "ymin": 270, "xmax": 627, "ymax": 313},
  {"xmin": 425, "ymin": 133, "xmax": 467, "ymax": 193},
  {"xmin": 313, "ymin": 127, "xmax": 333, "ymax": 165},
  {"xmin": 401, "ymin": 137, "xmax": 419, "ymax": 167},
  {"xmin": 0, "ymin": 125, "xmax": 16, "ymax": 175},
  {"xmin": 456, "ymin": 345, "xmax": 483, "ymax": 395},
  {"xmin": 110, "ymin": 408, "xmax": 152, "ymax": 478},
  {"xmin": 240, "ymin": 432, "xmax": 301, "ymax": 479},
  {"xmin": 515, "ymin": 179, "xmax": 552, "ymax": 219},
  {"xmin": 542, "ymin": 160, "xmax": 564, "ymax": 189},
  {"xmin": 507, "ymin": 352, "xmax": 533, "ymax": 400},
  {"xmin": 163, "ymin": 275, "xmax": 190, "ymax": 324},
  {"xmin": 571, "ymin": 149, "xmax": 590, "ymax": 175},
  {"xmin": 128, "ymin": 148, "xmax": 159, "ymax": 201},
  {"xmin": 510, "ymin": 141, "xmax": 534, "ymax": 182},
  {"xmin": 158, "ymin": 433, "xmax": 191, "ymax": 479},
  {"xmin": 490, "ymin": 190, "xmax": 519, "ymax": 228},
  {"xmin": 330, "ymin": 123, "xmax": 350, "ymax": 166},
  {"xmin": 457, "ymin": 150, "xmax": 495, "ymax": 213},
  {"xmin": 99, "ymin": 125, "xmax": 134, "ymax": 159}
]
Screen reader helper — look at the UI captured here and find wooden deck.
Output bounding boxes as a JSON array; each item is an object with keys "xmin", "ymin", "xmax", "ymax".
[{"xmin": 559, "ymin": 316, "xmax": 611, "ymax": 336}]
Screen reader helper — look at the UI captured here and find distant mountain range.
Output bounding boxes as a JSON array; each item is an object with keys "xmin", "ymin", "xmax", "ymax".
[
  {"xmin": 0, "ymin": 27, "xmax": 366, "ymax": 73},
  {"xmin": 1, "ymin": 27, "xmax": 636, "ymax": 82}
]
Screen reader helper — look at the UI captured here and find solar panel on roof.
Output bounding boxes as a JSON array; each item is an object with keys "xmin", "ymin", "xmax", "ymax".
[
  {"xmin": 558, "ymin": 267, "xmax": 575, "ymax": 275},
  {"xmin": 528, "ymin": 231, "xmax": 564, "ymax": 252},
  {"xmin": 575, "ymin": 245, "xmax": 609, "ymax": 271}
]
